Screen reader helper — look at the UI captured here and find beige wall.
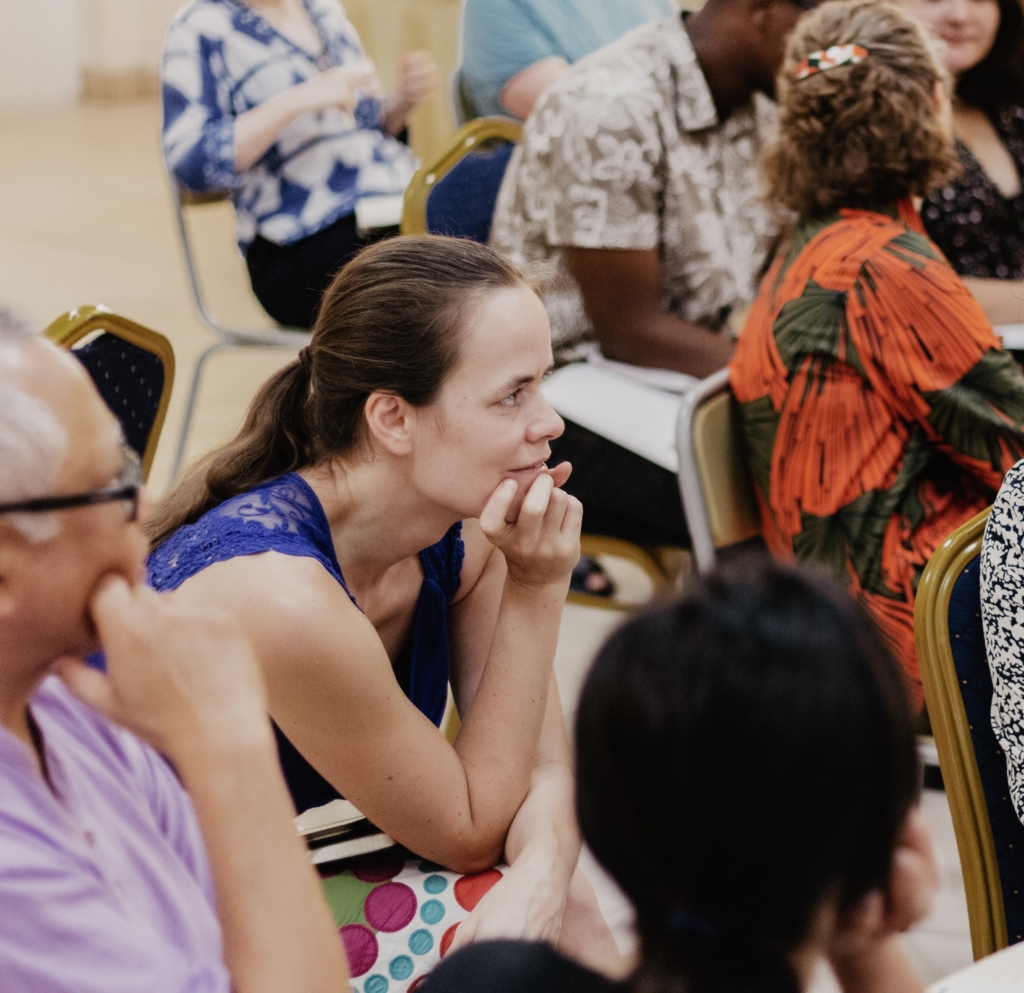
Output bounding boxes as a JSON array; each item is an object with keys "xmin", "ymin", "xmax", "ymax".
[
  {"xmin": 3, "ymin": 0, "xmax": 685, "ymax": 156},
  {"xmin": 0, "ymin": 0, "xmax": 82, "ymax": 109},
  {"xmin": 80, "ymin": 0, "xmax": 183, "ymax": 97}
]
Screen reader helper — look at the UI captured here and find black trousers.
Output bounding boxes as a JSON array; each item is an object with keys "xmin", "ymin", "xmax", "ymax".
[
  {"xmin": 549, "ymin": 419, "xmax": 690, "ymax": 548},
  {"xmin": 246, "ymin": 213, "xmax": 399, "ymax": 329}
]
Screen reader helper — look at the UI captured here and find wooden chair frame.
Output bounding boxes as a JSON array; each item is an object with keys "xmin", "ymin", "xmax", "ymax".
[
  {"xmin": 676, "ymin": 368, "xmax": 761, "ymax": 573},
  {"xmin": 401, "ymin": 117, "xmax": 523, "ymax": 236},
  {"xmin": 914, "ymin": 507, "xmax": 1007, "ymax": 958},
  {"xmin": 44, "ymin": 306, "xmax": 175, "ymax": 483}
]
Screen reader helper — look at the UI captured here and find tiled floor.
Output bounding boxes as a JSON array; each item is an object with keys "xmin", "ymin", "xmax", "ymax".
[{"xmin": 0, "ymin": 99, "xmax": 974, "ymax": 986}]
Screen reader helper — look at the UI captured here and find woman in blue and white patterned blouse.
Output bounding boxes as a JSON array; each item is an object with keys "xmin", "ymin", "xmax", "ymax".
[{"xmin": 162, "ymin": 0, "xmax": 435, "ymax": 328}]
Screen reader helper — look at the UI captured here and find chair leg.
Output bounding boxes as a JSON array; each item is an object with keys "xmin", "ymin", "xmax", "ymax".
[{"xmin": 170, "ymin": 341, "xmax": 225, "ymax": 482}]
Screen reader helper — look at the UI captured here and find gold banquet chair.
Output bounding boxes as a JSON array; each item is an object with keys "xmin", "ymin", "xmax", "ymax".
[
  {"xmin": 915, "ymin": 508, "xmax": 1024, "ymax": 959},
  {"xmin": 167, "ymin": 183, "xmax": 311, "ymax": 482},
  {"xmin": 676, "ymin": 368, "xmax": 762, "ymax": 573},
  {"xmin": 45, "ymin": 306, "xmax": 175, "ymax": 483},
  {"xmin": 403, "ymin": 118, "xmax": 671, "ymax": 609}
]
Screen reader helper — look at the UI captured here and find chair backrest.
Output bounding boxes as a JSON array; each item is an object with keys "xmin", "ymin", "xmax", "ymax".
[
  {"xmin": 402, "ymin": 117, "xmax": 522, "ymax": 242},
  {"xmin": 44, "ymin": 306, "xmax": 175, "ymax": 482},
  {"xmin": 916, "ymin": 508, "xmax": 1024, "ymax": 959},
  {"xmin": 676, "ymin": 368, "xmax": 761, "ymax": 572}
]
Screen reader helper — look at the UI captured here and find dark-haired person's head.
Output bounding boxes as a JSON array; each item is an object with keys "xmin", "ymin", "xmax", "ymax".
[
  {"xmin": 897, "ymin": 0, "xmax": 1024, "ymax": 117},
  {"xmin": 147, "ymin": 235, "xmax": 565, "ymax": 547},
  {"xmin": 691, "ymin": 0, "xmax": 824, "ymax": 101},
  {"xmin": 575, "ymin": 560, "xmax": 924, "ymax": 992},
  {"xmin": 764, "ymin": 0, "xmax": 960, "ymax": 216}
]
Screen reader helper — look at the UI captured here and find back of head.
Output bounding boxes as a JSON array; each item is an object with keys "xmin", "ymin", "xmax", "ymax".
[
  {"xmin": 764, "ymin": 0, "xmax": 959, "ymax": 216},
  {"xmin": 147, "ymin": 235, "xmax": 528, "ymax": 548},
  {"xmin": 575, "ymin": 559, "xmax": 918, "ymax": 993}
]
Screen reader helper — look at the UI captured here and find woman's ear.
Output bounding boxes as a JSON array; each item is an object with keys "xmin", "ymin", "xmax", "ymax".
[{"xmin": 363, "ymin": 391, "xmax": 415, "ymax": 456}]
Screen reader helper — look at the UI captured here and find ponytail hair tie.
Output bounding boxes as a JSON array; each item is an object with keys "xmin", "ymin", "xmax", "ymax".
[
  {"xmin": 794, "ymin": 44, "xmax": 869, "ymax": 80},
  {"xmin": 666, "ymin": 908, "xmax": 718, "ymax": 943}
]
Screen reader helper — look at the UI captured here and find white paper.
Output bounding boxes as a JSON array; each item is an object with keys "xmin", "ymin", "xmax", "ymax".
[
  {"xmin": 586, "ymin": 353, "xmax": 698, "ymax": 395},
  {"xmin": 542, "ymin": 362, "xmax": 686, "ymax": 473},
  {"xmin": 997, "ymin": 324, "xmax": 1024, "ymax": 350},
  {"xmin": 354, "ymin": 194, "xmax": 404, "ymax": 231},
  {"xmin": 295, "ymin": 798, "xmax": 365, "ymax": 835},
  {"xmin": 928, "ymin": 941, "xmax": 1024, "ymax": 992}
]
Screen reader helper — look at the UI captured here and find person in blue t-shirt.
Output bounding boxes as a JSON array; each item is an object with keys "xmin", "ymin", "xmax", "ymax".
[{"xmin": 458, "ymin": 0, "xmax": 676, "ymax": 120}]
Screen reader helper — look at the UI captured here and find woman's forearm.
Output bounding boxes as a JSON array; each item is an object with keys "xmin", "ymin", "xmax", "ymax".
[
  {"xmin": 234, "ymin": 88, "xmax": 309, "ymax": 172},
  {"xmin": 964, "ymin": 277, "xmax": 1024, "ymax": 327},
  {"xmin": 382, "ymin": 92, "xmax": 413, "ymax": 136},
  {"xmin": 506, "ymin": 679, "xmax": 579, "ymax": 869},
  {"xmin": 450, "ymin": 580, "xmax": 567, "ymax": 868}
]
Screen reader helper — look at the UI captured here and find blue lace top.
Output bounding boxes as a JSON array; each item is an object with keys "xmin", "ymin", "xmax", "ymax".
[{"xmin": 147, "ymin": 473, "xmax": 465, "ymax": 813}]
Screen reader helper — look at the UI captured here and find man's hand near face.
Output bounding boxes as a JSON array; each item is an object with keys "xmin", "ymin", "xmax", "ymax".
[{"xmin": 57, "ymin": 577, "xmax": 349, "ymax": 993}]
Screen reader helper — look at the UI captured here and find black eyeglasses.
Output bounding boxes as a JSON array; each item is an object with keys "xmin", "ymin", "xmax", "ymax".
[{"xmin": 0, "ymin": 445, "xmax": 142, "ymax": 523}]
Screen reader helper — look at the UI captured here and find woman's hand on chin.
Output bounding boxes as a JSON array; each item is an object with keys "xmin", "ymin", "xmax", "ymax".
[{"xmin": 479, "ymin": 467, "xmax": 582, "ymax": 592}]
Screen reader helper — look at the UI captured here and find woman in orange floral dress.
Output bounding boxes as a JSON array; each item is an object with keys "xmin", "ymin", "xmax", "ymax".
[{"xmin": 731, "ymin": 0, "xmax": 1024, "ymax": 710}]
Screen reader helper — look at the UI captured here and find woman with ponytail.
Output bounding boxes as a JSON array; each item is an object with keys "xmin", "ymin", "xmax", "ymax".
[
  {"xmin": 426, "ymin": 559, "xmax": 937, "ymax": 993},
  {"xmin": 146, "ymin": 236, "xmax": 615, "ymax": 988}
]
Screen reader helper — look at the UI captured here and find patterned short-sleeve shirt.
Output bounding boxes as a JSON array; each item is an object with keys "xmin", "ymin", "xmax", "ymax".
[{"xmin": 489, "ymin": 13, "xmax": 783, "ymax": 356}]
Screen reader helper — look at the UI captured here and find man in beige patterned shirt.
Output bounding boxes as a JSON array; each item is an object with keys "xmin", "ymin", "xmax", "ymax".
[{"xmin": 490, "ymin": 0, "xmax": 814, "ymax": 548}]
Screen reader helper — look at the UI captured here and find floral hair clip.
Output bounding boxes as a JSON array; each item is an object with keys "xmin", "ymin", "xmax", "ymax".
[{"xmin": 794, "ymin": 44, "xmax": 869, "ymax": 80}]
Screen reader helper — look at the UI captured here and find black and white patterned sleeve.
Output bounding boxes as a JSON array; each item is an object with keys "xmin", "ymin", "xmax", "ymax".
[{"xmin": 981, "ymin": 459, "xmax": 1024, "ymax": 826}]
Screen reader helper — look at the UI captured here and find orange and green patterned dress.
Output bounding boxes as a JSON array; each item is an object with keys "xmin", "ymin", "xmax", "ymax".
[{"xmin": 730, "ymin": 203, "xmax": 1024, "ymax": 709}]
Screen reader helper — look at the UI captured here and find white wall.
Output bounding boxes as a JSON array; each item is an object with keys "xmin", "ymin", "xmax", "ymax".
[
  {"xmin": 79, "ymin": 0, "xmax": 184, "ymax": 74},
  {"xmin": 0, "ymin": 0, "xmax": 82, "ymax": 109},
  {"xmin": 0, "ymin": 0, "xmax": 186, "ymax": 110}
]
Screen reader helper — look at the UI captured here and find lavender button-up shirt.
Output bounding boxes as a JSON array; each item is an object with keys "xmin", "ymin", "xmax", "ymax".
[{"xmin": 0, "ymin": 677, "xmax": 229, "ymax": 993}]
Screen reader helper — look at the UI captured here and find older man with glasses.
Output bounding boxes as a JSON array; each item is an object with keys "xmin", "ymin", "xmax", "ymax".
[{"xmin": 0, "ymin": 311, "xmax": 349, "ymax": 993}]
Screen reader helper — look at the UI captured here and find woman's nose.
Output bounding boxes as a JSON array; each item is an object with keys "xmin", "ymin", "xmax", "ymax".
[
  {"xmin": 528, "ymin": 394, "xmax": 565, "ymax": 444},
  {"xmin": 945, "ymin": 0, "xmax": 970, "ymax": 21}
]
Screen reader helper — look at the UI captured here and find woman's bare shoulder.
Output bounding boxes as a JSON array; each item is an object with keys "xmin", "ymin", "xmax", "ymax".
[{"xmin": 170, "ymin": 549, "xmax": 368, "ymax": 644}]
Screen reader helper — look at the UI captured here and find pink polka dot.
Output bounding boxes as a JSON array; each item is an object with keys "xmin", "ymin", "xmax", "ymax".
[
  {"xmin": 352, "ymin": 848, "xmax": 407, "ymax": 883},
  {"xmin": 339, "ymin": 923, "xmax": 378, "ymax": 977},
  {"xmin": 364, "ymin": 882, "xmax": 417, "ymax": 932}
]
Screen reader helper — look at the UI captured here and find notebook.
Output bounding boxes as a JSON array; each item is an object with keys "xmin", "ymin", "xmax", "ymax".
[{"xmin": 295, "ymin": 798, "xmax": 396, "ymax": 866}]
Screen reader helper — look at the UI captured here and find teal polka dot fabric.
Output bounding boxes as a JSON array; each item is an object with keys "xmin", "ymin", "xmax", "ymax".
[{"xmin": 318, "ymin": 849, "xmax": 506, "ymax": 992}]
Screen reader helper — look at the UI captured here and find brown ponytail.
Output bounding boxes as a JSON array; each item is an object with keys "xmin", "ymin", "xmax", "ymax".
[{"xmin": 147, "ymin": 235, "xmax": 530, "ymax": 548}]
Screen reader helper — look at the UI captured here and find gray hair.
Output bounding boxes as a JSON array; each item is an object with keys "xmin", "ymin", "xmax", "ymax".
[{"xmin": 0, "ymin": 309, "xmax": 68, "ymax": 542}]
